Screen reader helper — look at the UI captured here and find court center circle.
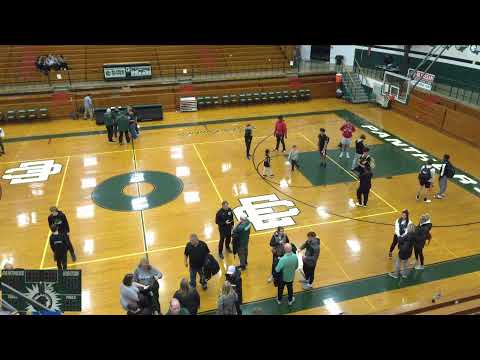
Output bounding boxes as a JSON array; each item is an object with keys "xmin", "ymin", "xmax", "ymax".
[{"xmin": 92, "ymin": 171, "xmax": 184, "ymax": 211}]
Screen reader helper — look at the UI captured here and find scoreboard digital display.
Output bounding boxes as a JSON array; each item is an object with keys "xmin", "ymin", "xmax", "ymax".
[{"xmin": 1, "ymin": 269, "xmax": 82, "ymax": 313}]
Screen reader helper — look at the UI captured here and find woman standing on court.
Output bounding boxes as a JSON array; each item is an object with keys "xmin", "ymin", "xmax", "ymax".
[
  {"xmin": 273, "ymin": 116, "xmax": 287, "ymax": 152},
  {"xmin": 133, "ymin": 258, "xmax": 163, "ymax": 315},
  {"xmin": 339, "ymin": 120, "xmax": 356, "ymax": 158},
  {"xmin": 389, "ymin": 223, "xmax": 416, "ymax": 279},
  {"xmin": 268, "ymin": 226, "xmax": 290, "ymax": 283},
  {"xmin": 173, "ymin": 278, "xmax": 200, "ymax": 315},
  {"xmin": 217, "ymin": 280, "xmax": 239, "ymax": 315},
  {"xmin": 244, "ymin": 123, "xmax": 253, "ymax": 159},
  {"xmin": 388, "ymin": 209, "xmax": 413, "ymax": 259},
  {"xmin": 355, "ymin": 163, "xmax": 373, "ymax": 207},
  {"xmin": 413, "ymin": 213, "xmax": 432, "ymax": 270}
]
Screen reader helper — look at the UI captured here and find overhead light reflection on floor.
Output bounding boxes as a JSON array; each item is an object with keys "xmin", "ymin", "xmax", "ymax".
[
  {"xmin": 81, "ymin": 177, "xmax": 97, "ymax": 189},
  {"xmin": 175, "ymin": 166, "xmax": 190, "ymax": 177},
  {"xmin": 346, "ymin": 239, "xmax": 361, "ymax": 254},
  {"xmin": 83, "ymin": 156, "xmax": 97, "ymax": 167},
  {"xmin": 348, "ymin": 198, "xmax": 356, "ymax": 208},
  {"xmin": 221, "ymin": 163, "xmax": 232, "ymax": 173},
  {"xmin": 83, "ymin": 239, "xmax": 94, "ymax": 255},
  {"xmin": 316, "ymin": 207, "xmax": 330, "ymax": 219},
  {"xmin": 76, "ymin": 205, "xmax": 95, "ymax": 219},
  {"xmin": 184, "ymin": 191, "xmax": 200, "ymax": 204},
  {"xmin": 131, "ymin": 197, "xmax": 149, "ymax": 211},
  {"xmin": 204, "ymin": 223, "xmax": 214, "ymax": 239},
  {"xmin": 170, "ymin": 146, "xmax": 184, "ymax": 160},
  {"xmin": 280, "ymin": 179, "xmax": 289, "ymax": 189},
  {"xmin": 145, "ymin": 231, "xmax": 155, "ymax": 246},
  {"xmin": 130, "ymin": 173, "xmax": 144, "ymax": 183},
  {"xmin": 323, "ymin": 298, "xmax": 342, "ymax": 315}
]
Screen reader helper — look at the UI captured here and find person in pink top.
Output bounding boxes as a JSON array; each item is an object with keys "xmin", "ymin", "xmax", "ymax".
[
  {"xmin": 339, "ymin": 121, "xmax": 356, "ymax": 158},
  {"xmin": 274, "ymin": 116, "xmax": 288, "ymax": 152}
]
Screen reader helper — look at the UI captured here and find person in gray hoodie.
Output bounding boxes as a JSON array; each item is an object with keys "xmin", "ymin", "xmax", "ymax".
[
  {"xmin": 299, "ymin": 231, "xmax": 320, "ymax": 290},
  {"xmin": 133, "ymin": 258, "xmax": 163, "ymax": 314}
]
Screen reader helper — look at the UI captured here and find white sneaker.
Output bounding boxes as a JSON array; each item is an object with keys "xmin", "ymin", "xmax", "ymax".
[
  {"xmin": 339, "ymin": 152, "xmax": 344, "ymax": 158},
  {"xmin": 346, "ymin": 153, "xmax": 350, "ymax": 159},
  {"xmin": 302, "ymin": 283, "xmax": 313, "ymax": 290},
  {"xmin": 267, "ymin": 276, "xmax": 273, "ymax": 283},
  {"xmin": 388, "ymin": 272, "xmax": 399, "ymax": 279},
  {"xmin": 276, "ymin": 299, "xmax": 282, "ymax": 305},
  {"xmin": 424, "ymin": 199, "xmax": 432, "ymax": 203},
  {"xmin": 355, "ymin": 202, "xmax": 364, "ymax": 207},
  {"xmin": 298, "ymin": 279, "xmax": 308, "ymax": 284},
  {"xmin": 288, "ymin": 297, "xmax": 296, "ymax": 306},
  {"xmin": 414, "ymin": 265, "xmax": 424, "ymax": 270}
]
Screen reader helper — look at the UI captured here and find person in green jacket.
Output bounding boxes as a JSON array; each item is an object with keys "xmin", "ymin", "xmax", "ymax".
[
  {"xmin": 233, "ymin": 216, "xmax": 251, "ymax": 270},
  {"xmin": 104, "ymin": 108, "xmax": 115, "ymax": 142},
  {"xmin": 275, "ymin": 243, "xmax": 298, "ymax": 306},
  {"xmin": 117, "ymin": 110, "xmax": 131, "ymax": 145}
]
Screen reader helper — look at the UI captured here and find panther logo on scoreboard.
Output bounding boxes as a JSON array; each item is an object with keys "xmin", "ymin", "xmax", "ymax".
[
  {"xmin": 233, "ymin": 194, "xmax": 300, "ymax": 231},
  {"xmin": 2, "ymin": 160, "xmax": 62, "ymax": 184},
  {"xmin": 24, "ymin": 283, "xmax": 61, "ymax": 313}
]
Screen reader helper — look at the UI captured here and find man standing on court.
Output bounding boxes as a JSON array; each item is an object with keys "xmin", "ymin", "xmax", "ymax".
[
  {"xmin": 215, "ymin": 201, "xmax": 234, "ymax": 259},
  {"xmin": 244, "ymin": 124, "xmax": 253, "ymax": 159},
  {"xmin": 275, "ymin": 243, "xmax": 298, "ymax": 306},
  {"xmin": 434, "ymin": 154, "xmax": 454, "ymax": 200},
  {"xmin": 339, "ymin": 120, "xmax": 356, "ymax": 158},
  {"xmin": 232, "ymin": 215, "xmax": 251, "ymax": 270},
  {"xmin": 274, "ymin": 116, "xmax": 287, "ymax": 152},
  {"xmin": 83, "ymin": 94, "xmax": 94, "ymax": 120},
  {"xmin": 184, "ymin": 234, "xmax": 210, "ymax": 290},
  {"xmin": 117, "ymin": 110, "xmax": 131, "ymax": 145},
  {"xmin": 318, "ymin": 128, "xmax": 329, "ymax": 168},
  {"xmin": 104, "ymin": 108, "xmax": 115, "ymax": 142}
]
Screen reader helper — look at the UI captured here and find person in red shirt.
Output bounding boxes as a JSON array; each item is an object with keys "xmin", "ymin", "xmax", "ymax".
[
  {"xmin": 274, "ymin": 116, "xmax": 288, "ymax": 152},
  {"xmin": 339, "ymin": 121, "xmax": 356, "ymax": 158}
]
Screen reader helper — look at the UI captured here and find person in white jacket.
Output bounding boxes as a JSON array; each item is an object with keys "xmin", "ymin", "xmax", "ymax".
[{"xmin": 388, "ymin": 209, "xmax": 413, "ymax": 259}]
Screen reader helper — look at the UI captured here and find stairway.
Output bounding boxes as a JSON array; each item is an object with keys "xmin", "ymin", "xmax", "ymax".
[{"xmin": 342, "ymin": 71, "xmax": 371, "ymax": 104}]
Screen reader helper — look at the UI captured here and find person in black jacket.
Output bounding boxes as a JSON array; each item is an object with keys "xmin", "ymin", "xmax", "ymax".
[
  {"xmin": 355, "ymin": 163, "xmax": 373, "ymax": 207},
  {"xmin": 184, "ymin": 234, "xmax": 210, "ymax": 290},
  {"xmin": 244, "ymin": 124, "xmax": 253, "ymax": 159},
  {"xmin": 226, "ymin": 265, "xmax": 243, "ymax": 315},
  {"xmin": 298, "ymin": 232, "xmax": 320, "ymax": 290},
  {"xmin": 49, "ymin": 225, "xmax": 76, "ymax": 270},
  {"xmin": 215, "ymin": 201, "xmax": 234, "ymax": 259},
  {"xmin": 173, "ymin": 278, "xmax": 200, "ymax": 315},
  {"xmin": 268, "ymin": 226, "xmax": 290, "ymax": 283},
  {"xmin": 413, "ymin": 213, "xmax": 432, "ymax": 270},
  {"xmin": 389, "ymin": 223, "xmax": 416, "ymax": 279},
  {"xmin": 48, "ymin": 207, "xmax": 70, "ymax": 235},
  {"xmin": 351, "ymin": 134, "xmax": 366, "ymax": 170}
]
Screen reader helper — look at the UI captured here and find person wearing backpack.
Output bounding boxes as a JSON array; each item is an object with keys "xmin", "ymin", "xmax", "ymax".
[
  {"xmin": 413, "ymin": 214, "xmax": 432, "ymax": 270},
  {"xmin": 217, "ymin": 280, "xmax": 238, "ymax": 315},
  {"xmin": 434, "ymin": 154, "xmax": 454, "ymax": 200},
  {"xmin": 416, "ymin": 159, "xmax": 436, "ymax": 203}
]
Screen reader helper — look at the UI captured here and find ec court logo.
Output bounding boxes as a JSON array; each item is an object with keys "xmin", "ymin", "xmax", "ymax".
[
  {"xmin": 2, "ymin": 160, "xmax": 62, "ymax": 184},
  {"xmin": 233, "ymin": 194, "xmax": 300, "ymax": 231}
]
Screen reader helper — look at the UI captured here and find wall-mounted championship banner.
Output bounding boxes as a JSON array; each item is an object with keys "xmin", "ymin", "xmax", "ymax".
[
  {"xmin": 408, "ymin": 68, "xmax": 435, "ymax": 91},
  {"xmin": 103, "ymin": 63, "xmax": 152, "ymax": 81}
]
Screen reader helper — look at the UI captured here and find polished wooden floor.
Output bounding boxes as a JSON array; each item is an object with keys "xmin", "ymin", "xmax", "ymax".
[{"xmin": 1, "ymin": 98, "xmax": 480, "ymax": 315}]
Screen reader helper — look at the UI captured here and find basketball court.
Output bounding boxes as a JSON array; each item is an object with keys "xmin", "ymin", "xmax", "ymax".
[{"xmin": 1, "ymin": 97, "xmax": 480, "ymax": 315}]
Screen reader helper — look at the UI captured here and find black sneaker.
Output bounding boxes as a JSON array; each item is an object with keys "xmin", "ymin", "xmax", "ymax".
[
  {"xmin": 202, "ymin": 283, "xmax": 208, "ymax": 290},
  {"xmin": 218, "ymin": 252, "xmax": 224, "ymax": 259}
]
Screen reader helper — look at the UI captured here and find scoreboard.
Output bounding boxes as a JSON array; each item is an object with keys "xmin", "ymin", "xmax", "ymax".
[{"xmin": 1, "ymin": 269, "xmax": 82, "ymax": 313}]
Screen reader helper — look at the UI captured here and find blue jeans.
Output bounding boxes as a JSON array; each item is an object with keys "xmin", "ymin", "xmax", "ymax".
[{"xmin": 189, "ymin": 267, "xmax": 206, "ymax": 288}]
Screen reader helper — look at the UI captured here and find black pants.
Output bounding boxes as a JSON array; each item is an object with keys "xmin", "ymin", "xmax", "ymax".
[
  {"xmin": 0, "ymin": 139, "xmax": 4, "ymax": 154},
  {"xmin": 106, "ymin": 125, "xmax": 113, "ymax": 141},
  {"xmin": 55, "ymin": 250, "xmax": 68, "ymax": 270},
  {"xmin": 245, "ymin": 136, "xmax": 252, "ymax": 157},
  {"xmin": 113, "ymin": 122, "xmax": 118, "ymax": 137},
  {"xmin": 414, "ymin": 246, "xmax": 424, "ymax": 266},
  {"xmin": 218, "ymin": 225, "xmax": 232, "ymax": 253},
  {"xmin": 278, "ymin": 281, "xmax": 293, "ymax": 302},
  {"xmin": 303, "ymin": 263, "xmax": 316, "ymax": 284},
  {"xmin": 357, "ymin": 186, "xmax": 370, "ymax": 205},
  {"xmin": 119, "ymin": 131, "xmax": 130, "ymax": 144},
  {"xmin": 389, "ymin": 234, "xmax": 399, "ymax": 254},
  {"xmin": 148, "ymin": 280, "xmax": 161, "ymax": 313},
  {"xmin": 291, "ymin": 159, "xmax": 299, "ymax": 171},
  {"xmin": 275, "ymin": 135, "xmax": 286, "ymax": 151}
]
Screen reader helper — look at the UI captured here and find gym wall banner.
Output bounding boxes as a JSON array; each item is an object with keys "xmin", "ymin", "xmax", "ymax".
[
  {"xmin": 103, "ymin": 63, "xmax": 152, "ymax": 81},
  {"xmin": 407, "ymin": 68, "xmax": 435, "ymax": 91}
]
